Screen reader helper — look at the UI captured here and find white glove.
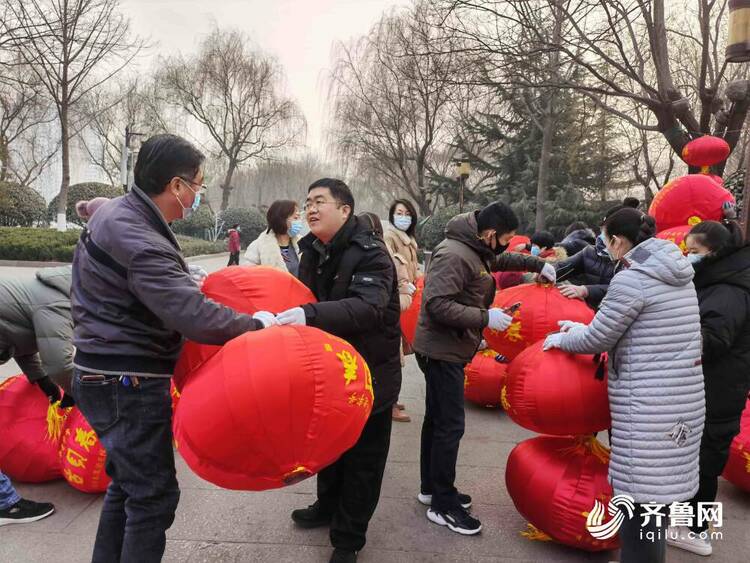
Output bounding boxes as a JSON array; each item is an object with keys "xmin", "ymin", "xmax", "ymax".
[
  {"xmin": 558, "ymin": 320, "xmax": 586, "ymax": 333},
  {"xmin": 559, "ymin": 284, "xmax": 588, "ymax": 300},
  {"xmin": 405, "ymin": 282, "xmax": 417, "ymax": 296},
  {"xmin": 539, "ymin": 262, "xmax": 557, "ymax": 284},
  {"xmin": 188, "ymin": 264, "xmax": 208, "ymax": 286},
  {"xmin": 543, "ymin": 333, "xmax": 563, "ymax": 351},
  {"xmin": 252, "ymin": 311, "xmax": 279, "ymax": 329},
  {"xmin": 478, "ymin": 339, "xmax": 488, "ymax": 351},
  {"xmin": 276, "ymin": 306, "xmax": 307, "ymax": 326},
  {"xmin": 487, "ymin": 308, "xmax": 513, "ymax": 331}
]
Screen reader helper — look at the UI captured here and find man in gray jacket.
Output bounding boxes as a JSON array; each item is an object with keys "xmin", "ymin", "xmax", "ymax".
[
  {"xmin": 0, "ymin": 266, "xmax": 74, "ymax": 405},
  {"xmin": 71, "ymin": 134, "xmax": 278, "ymax": 563}
]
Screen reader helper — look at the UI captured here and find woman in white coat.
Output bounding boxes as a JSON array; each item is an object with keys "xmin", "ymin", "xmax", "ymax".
[{"xmin": 244, "ymin": 200, "xmax": 303, "ymax": 277}]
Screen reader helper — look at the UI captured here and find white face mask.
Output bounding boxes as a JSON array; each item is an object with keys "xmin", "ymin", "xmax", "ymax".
[
  {"xmin": 393, "ymin": 215, "xmax": 412, "ymax": 232},
  {"xmin": 687, "ymin": 253, "xmax": 705, "ymax": 265}
]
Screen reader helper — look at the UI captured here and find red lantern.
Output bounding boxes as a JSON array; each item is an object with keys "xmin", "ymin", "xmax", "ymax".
[
  {"xmin": 656, "ymin": 225, "xmax": 692, "ymax": 255},
  {"xmin": 173, "ymin": 266, "xmax": 317, "ymax": 391},
  {"xmin": 464, "ymin": 350, "xmax": 508, "ymax": 408},
  {"xmin": 0, "ymin": 375, "xmax": 63, "ymax": 482},
  {"xmin": 648, "ymin": 175, "xmax": 735, "ymax": 232},
  {"xmin": 507, "ymin": 235, "xmax": 531, "ymax": 253},
  {"xmin": 506, "ymin": 435, "xmax": 618, "ymax": 552},
  {"xmin": 58, "ymin": 409, "xmax": 110, "ymax": 493},
  {"xmin": 681, "ymin": 136, "xmax": 730, "ymax": 173},
  {"xmin": 483, "ymin": 284, "xmax": 594, "ymax": 361},
  {"xmin": 503, "ymin": 341, "xmax": 610, "ymax": 435},
  {"xmin": 400, "ymin": 285, "xmax": 422, "ymax": 346},
  {"xmin": 723, "ymin": 397, "xmax": 750, "ymax": 492},
  {"xmin": 174, "ymin": 325, "xmax": 373, "ymax": 490}
]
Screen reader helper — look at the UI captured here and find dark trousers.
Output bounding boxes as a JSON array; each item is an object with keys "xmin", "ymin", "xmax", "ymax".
[
  {"xmin": 619, "ymin": 503, "xmax": 666, "ymax": 563},
  {"xmin": 73, "ymin": 370, "xmax": 179, "ymax": 563},
  {"xmin": 416, "ymin": 354, "xmax": 465, "ymax": 512},
  {"xmin": 227, "ymin": 251, "xmax": 240, "ymax": 266},
  {"xmin": 317, "ymin": 407, "xmax": 392, "ymax": 552}
]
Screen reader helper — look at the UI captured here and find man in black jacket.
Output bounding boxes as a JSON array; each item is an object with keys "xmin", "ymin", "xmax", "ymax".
[{"xmin": 277, "ymin": 178, "xmax": 400, "ymax": 563}]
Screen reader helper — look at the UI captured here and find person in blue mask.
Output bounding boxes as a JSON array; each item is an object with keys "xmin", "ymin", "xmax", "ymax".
[
  {"xmin": 245, "ymin": 200, "xmax": 304, "ymax": 277},
  {"xmin": 384, "ymin": 199, "xmax": 420, "ymax": 423}
]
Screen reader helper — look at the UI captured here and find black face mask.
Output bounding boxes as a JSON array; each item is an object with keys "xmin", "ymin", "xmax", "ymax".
[{"xmin": 494, "ymin": 238, "xmax": 509, "ymax": 255}]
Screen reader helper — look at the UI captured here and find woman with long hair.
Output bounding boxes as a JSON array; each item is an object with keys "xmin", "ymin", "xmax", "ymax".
[{"xmin": 244, "ymin": 200, "xmax": 303, "ymax": 277}]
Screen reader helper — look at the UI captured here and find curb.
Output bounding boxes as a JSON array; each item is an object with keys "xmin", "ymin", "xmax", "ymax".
[{"xmin": 0, "ymin": 252, "xmax": 229, "ymax": 269}]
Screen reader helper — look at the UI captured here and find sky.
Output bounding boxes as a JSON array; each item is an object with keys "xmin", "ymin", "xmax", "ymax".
[{"xmin": 118, "ymin": 0, "xmax": 411, "ymax": 155}]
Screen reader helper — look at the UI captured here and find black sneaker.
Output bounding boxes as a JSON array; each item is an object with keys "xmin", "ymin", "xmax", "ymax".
[
  {"xmin": 417, "ymin": 491, "xmax": 472, "ymax": 509},
  {"xmin": 0, "ymin": 499, "xmax": 55, "ymax": 526},
  {"xmin": 291, "ymin": 501, "xmax": 332, "ymax": 529},
  {"xmin": 329, "ymin": 548, "xmax": 358, "ymax": 563},
  {"xmin": 426, "ymin": 507, "xmax": 482, "ymax": 535}
]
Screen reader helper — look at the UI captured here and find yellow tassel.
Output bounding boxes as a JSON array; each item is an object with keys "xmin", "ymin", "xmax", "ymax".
[
  {"xmin": 520, "ymin": 523, "xmax": 552, "ymax": 542},
  {"xmin": 46, "ymin": 401, "xmax": 67, "ymax": 442},
  {"xmin": 742, "ymin": 452, "xmax": 750, "ymax": 474},
  {"xmin": 480, "ymin": 348, "xmax": 497, "ymax": 358},
  {"xmin": 558, "ymin": 435, "xmax": 611, "ymax": 464},
  {"xmin": 501, "ymin": 386, "xmax": 510, "ymax": 411},
  {"xmin": 700, "ymin": 165, "xmax": 710, "ymax": 175}
]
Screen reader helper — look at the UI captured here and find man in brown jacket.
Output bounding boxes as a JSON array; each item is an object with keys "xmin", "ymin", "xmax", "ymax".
[{"xmin": 413, "ymin": 202, "xmax": 555, "ymax": 535}]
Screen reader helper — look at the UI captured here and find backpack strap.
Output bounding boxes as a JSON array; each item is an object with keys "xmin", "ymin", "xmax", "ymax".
[{"xmin": 80, "ymin": 228, "xmax": 128, "ymax": 279}]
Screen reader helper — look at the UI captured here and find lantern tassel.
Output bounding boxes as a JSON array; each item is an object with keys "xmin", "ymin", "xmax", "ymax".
[
  {"xmin": 46, "ymin": 401, "xmax": 67, "ymax": 442},
  {"xmin": 700, "ymin": 165, "xmax": 710, "ymax": 175},
  {"xmin": 558, "ymin": 435, "xmax": 611, "ymax": 464},
  {"xmin": 743, "ymin": 452, "xmax": 750, "ymax": 474},
  {"xmin": 501, "ymin": 385, "xmax": 510, "ymax": 411},
  {"xmin": 520, "ymin": 523, "xmax": 552, "ymax": 542}
]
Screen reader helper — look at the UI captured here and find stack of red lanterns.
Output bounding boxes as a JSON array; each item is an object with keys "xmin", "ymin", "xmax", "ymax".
[{"xmin": 722, "ymin": 397, "xmax": 750, "ymax": 492}]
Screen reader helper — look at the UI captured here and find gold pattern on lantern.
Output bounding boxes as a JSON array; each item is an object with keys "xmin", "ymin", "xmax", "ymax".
[
  {"xmin": 65, "ymin": 448, "xmax": 87, "ymax": 468},
  {"xmin": 337, "ymin": 350, "xmax": 358, "ymax": 385},
  {"xmin": 505, "ymin": 320, "xmax": 523, "ymax": 342},
  {"xmin": 688, "ymin": 216, "xmax": 702, "ymax": 226},
  {"xmin": 75, "ymin": 427, "xmax": 97, "ymax": 452},
  {"xmin": 63, "ymin": 468, "xmax": 84, "ymax": 485}
]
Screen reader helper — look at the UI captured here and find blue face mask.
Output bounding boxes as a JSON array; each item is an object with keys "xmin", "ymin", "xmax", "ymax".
[
  {"xmin": 394, "ymin": 215, "xmax": 412, "ymax": 232},
  {"xmin": 530, "ymin": 245, "xmax": 541, "ymax": 256},
  {"xmin": 687, "ymin": 253, "xmax": 705, "ymax": 265},
  {"xmin": 288, "ymin": 220, "xmax": 304, "ymax": 237}
]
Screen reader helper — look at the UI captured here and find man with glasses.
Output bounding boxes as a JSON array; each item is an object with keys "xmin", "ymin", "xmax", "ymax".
[
  {"xmin": 277, "ymin": 178, "xmax": 401, "ymax": 563},
  {"xmin": 71, "ymin": 134, "xmax": 278, "ymax": 563}
]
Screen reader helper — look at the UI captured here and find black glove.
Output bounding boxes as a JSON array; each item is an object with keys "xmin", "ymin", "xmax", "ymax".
[
  {"xmin": 35, "ymin": 376, "xmax": 62, "ymax": 404},
  {"xmin": 59, "ymin": 394, "xmax": 76, "ymax": 408}
]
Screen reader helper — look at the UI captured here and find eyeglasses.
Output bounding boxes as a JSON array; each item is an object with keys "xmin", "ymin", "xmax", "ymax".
[
  {"xmin": 303, "ymin": 199, "xmax": 340, "ymax": 212},
  {"xmin": 178, "ymin": 177, "xmax": 208, "ymax": 195}
]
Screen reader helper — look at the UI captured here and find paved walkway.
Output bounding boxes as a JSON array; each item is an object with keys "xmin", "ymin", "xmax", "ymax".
[{"xmin": 1, "ymin": 258, "xmax": 748, "ymax": 562}]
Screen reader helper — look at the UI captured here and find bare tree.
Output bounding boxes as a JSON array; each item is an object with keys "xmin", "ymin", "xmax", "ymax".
[
  {"xmin": 4, "ymin": 0, "xmax": 144, "ymax": 229},
  {"xmin": 159, "ymin": 29, "xmax": 305, "ymax": 211},
  {"xmin": 327, "ymin": 1, "xmax": 466, "ymax": 215}
]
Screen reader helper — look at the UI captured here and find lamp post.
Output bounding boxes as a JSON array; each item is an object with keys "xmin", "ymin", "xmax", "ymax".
[
  {"xmin": 455, "ymin": 160, "xmax": 471, "ymax": 212},
  {"xmin": 120, "ymin": 125, "xmax": 144, "ymax": 192}
]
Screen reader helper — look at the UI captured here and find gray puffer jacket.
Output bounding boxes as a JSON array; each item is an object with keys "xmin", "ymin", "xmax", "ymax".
[
  {"xmin": 0, "ymin": 266, "xmax": 73, "ymax": 391},
  {"xmin": 558, "ymin": 237, "xmax": 705, "ymax": 503}
]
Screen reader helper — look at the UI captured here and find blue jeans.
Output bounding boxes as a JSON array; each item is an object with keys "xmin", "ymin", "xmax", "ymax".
[
  {"xmin": 0, "ymin": 470, "xmax": 20, "ymax": 510},
  {"xmin": 73, "ymin": 370, "xmax": 179, "ymax": 563}
]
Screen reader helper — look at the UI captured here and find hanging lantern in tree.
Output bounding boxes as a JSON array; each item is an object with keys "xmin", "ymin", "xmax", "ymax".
[
  {"xmin": 174, "ymin": 325, "xmax": 373, "ymax": 491},
  {"xmin": 506, "ymin": 435, "xmax": 619, "ymax": 552},
  {"xmin": 656, "ymin": 225, "xmax": 692, "ymax": 255},
  {"xmin": 723, "ymin": 397, "xmax": 750, "ymax": 492},
  {"xmin": 648, "ymin": 175, "xmax": 735, "ymax": 232},
  {"xmin": 483, "ymin": 284, "xmax": 594, "ymax": 361},
  {"xmin": 0, "ymin": 375, "xmax": 65, "ymax": 482},
  {"xmin": 173, "ymin": 266, "xmax": 317, "ymax": 391},
  {"xmin": 58, "ymin": 408, "xmax": 110, "ymax": 493},
  {"xmin": 464, "ymin": 349, "xmax": 508, "ymax": 408},
  {"xmin": 681, "ymin": 136, "xmax": 731, "ymax": 174},
  {"xmin": 503, "ymin": 341, "xmax": 610, "ymax": 435}
]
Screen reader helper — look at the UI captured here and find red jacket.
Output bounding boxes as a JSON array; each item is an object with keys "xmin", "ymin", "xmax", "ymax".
[{"xmin": 228, "ymin": 230, "xmax": 241, "ymax": 253}]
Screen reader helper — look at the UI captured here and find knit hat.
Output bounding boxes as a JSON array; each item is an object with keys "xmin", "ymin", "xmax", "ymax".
[
  {"xmin": 75, "ymin": 197, "xmax": 110, "ymax": 220},
  {"xmin": 476, "ymin": 202, "xmax": 519, "ymax": 234}
]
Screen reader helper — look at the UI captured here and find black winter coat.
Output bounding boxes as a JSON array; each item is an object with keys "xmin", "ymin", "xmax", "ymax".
[
  {"xmin": 559, "ymin": 228, "xmax": 595, "ymax": 257},
  {"xmin": 298, "ymin": 215, "xmax": 402, "ymax": 414},
  {"xmin": 693, "ymin": 246, "xmax": 750, "ymax": 423},
  {"xmin": 555, "ymin": 244, "xmax": 616, "ymax": 309}
]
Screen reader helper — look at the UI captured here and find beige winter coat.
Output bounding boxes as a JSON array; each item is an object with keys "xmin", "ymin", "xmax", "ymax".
[
  {"xmin": 384, "ymin": 225, "xmax": 420, "ymax": 311},
  {"xmin": 244, "ymin": 229, "xmax": 300, "ymax": 272}
]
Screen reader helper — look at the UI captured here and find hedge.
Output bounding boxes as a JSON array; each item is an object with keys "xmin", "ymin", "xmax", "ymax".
[
  {"xmin": 171, "ymin": 206, "xmax": 267, "ymax": 247},
  {"xmin": 0, "ymin": 228, "xmax": 225, "ymax": 263},
  {"xmin": 0, "ymin": 182, "xmax": 48, "ymax": 227},
  {"xmin": 48, "ymin": 182, "xmax": 125, "ymax": 227},
  {"xmin": 417, "ymin": 203, "xmax": 479, "ymax": 251}
]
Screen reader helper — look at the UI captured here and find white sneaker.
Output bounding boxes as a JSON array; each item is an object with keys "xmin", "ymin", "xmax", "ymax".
[
  {"xmin": 666, "ymin": 525, "xmax": 712, "ymax": 556},
  {"xmin": 417, "ymin": 492, "xmax": 472, "ymax": 509}
]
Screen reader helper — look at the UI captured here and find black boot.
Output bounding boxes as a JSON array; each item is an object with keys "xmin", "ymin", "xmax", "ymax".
[
  {"xmin": 291, "ymin": 501, "xmax": 332, "ymax": 529},
  {"xmin": 329, "ymin": 548, "xmax": 357, "ymax": 563}
]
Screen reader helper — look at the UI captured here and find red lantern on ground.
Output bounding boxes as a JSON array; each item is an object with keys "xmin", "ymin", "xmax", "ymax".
[
  {"xmin": 173, "ymin": 266, "xmax": 317, "ymax": 391},
  {"xmin": 483, "ymin": 284, "xmax": 594, "ymax": 361},
  {"xmin": 506, "ymin": 435, "xmax": 618, "ymax": 552},
  {"xmin": 174, "ymin": 325, "xmax": 373, "ymax": 490},
  {"xmin": 723, "ymin": 397, "xmax": 750, "ymax": 492},
  {"xmin": 58, "ymin": 408, "xmax": 110, "ymax": 493},
  {"xmin": 503, "ymin": 341, "xmax": 610, "ymax": 435},
  {"xmin": 656, "ymin": 225, "xmax": 692, "ymax": 255},
  {"xmin": 648, "ymin": 174, "xmax": 735, "ymax": 232},
  {"xmin": 0, "ymin": 375, "xmax": 63, "ymax": 482},
  {"xmin": 682, "ymin": 136, "xmax": 730, "ymax": 174},
  {"xmin": 464, "ymin": 350, "xmax": 508, "ymax": 408}
]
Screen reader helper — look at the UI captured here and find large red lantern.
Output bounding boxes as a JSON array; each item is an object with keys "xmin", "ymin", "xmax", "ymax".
[
  {"xmin": 723, "ymin": 397, "xmax": 750, "ymax": 492},
  {"xmin": 483, "ymin": 284, "xmax": 594, "ymax": 361},
  {"xmin": 464, "ymin": 350, "xmax": 508, "ymax": 408},
  {"xmin": 173, "ymin": 266, "xmax": 316, "ymax": 391},
  {"xmin": 400, "ymin": 285, "xmax": 422, "ymax": 346},
  {"xmin": 682, "ymin": 136, "xmax": 730, "ymax": 173},
  {"xmin": 58, "ymin": 408, "xmax": 110, "ymax": 493},
  {"xmin": 0, "ymin": 375, "xmax": 63, "ymax": 482},
  {"xmin": 648, "ymin": 175, "xmax": 734, "ymax": 232},
  {"xmin": 174, "ymin": 325, "xmax": 373, "ymax": 490},
  {"xmin": 656, "ymin": 225, "xmax": 692, "ymax": 255},
  {"xmin": 506, "ymin": 435, "xmax": 618, "ymax": 552},
  {"xmin": 503, "ymin": 341, "xmax": 610, "ymax": 435}
]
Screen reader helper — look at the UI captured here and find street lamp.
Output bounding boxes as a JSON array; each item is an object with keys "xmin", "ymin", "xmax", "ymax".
[
  {"xmin": 120, "ymin": 125, "xmax": 144, "ymax": 192},
  {"xmin": 455, "ymin": 160, "xmax": 471, "ymax": 212}
]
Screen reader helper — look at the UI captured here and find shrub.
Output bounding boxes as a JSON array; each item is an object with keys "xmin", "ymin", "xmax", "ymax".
[
  {"xmin": 48, "ymin": 182, "xmax": 124, "ymax": 226},
  {"xmin": 417, "ymin": 203, "xmax": 479, "ymax": 251},
  {"xmin": 218, "ymin": 207, "xmax": 266, "ymax": 246},
  {"xmin": 0, "ymin": 182, "xmax": 48, "ymax": 227},
  {"xmin": 171, "ymin": 204, "xmax": 216, "ymax": 239}
]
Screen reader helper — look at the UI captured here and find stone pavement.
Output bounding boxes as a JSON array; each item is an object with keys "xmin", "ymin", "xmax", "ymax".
[{"xmin": 1, "ymin": 257, "xmax": 748, "ymax": 562}]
